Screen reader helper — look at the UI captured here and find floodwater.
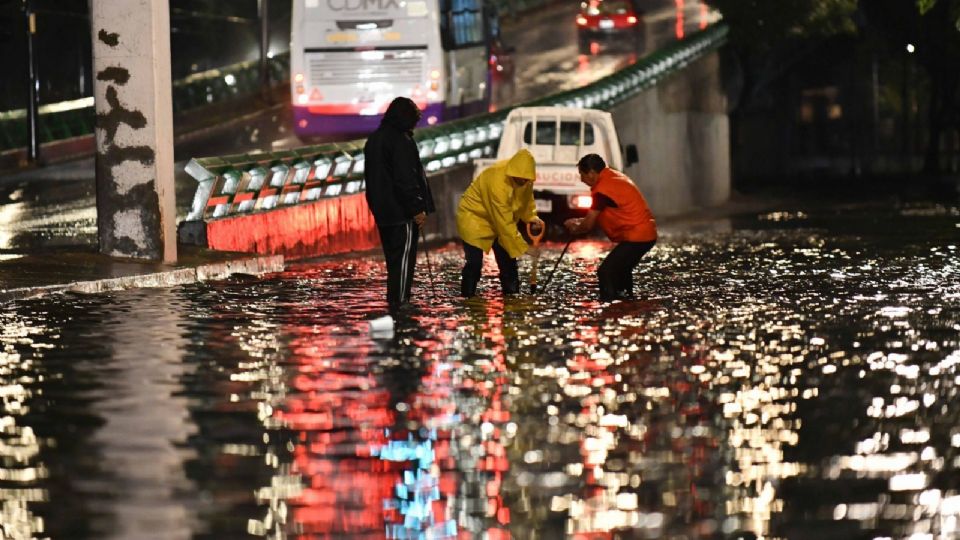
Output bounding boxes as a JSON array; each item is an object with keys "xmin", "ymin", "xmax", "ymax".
[{"xmin": 1, "ymin": 195, "xmax": 958, "ymax": 539}]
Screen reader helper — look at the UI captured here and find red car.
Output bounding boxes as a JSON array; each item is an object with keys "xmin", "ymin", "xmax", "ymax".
[{"xmin": 576, "ymin": 0, "xmax": 643, "ymax": 53}]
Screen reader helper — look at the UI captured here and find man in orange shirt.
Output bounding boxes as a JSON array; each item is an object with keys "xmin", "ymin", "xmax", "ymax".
[{"xmin": 564, "ymin": 153, "xmax": 657, "ymax": 301}]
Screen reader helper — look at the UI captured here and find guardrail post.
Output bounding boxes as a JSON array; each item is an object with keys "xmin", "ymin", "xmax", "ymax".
[{"xmin": 91, "ymin": 0, "xmax": 177, "ymax": 262}]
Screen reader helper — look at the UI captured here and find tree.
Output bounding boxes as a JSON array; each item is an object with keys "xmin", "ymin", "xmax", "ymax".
[
  {"xmin": 860, "ymin": 0, "xmax": 960, "ymax": 173},
  {"xmin": 702, "ymin": 0, "xmax": 857, "ymax": 110}
]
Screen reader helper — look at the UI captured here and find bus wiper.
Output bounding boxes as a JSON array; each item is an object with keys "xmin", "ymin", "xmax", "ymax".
[{"xmin": 336, "ymin": 20, "xmax": 393, "ymax": 30}]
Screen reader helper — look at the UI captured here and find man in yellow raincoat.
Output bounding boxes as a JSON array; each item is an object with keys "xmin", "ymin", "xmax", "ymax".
[{"xmin": 456, "ymin": 148, "xmax": 545, "ymax": 297}]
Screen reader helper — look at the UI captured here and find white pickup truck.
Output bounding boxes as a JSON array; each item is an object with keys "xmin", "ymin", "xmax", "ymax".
[{"xmin": 473, "ymin": 106, "xmax": 638, "ymax": 224}]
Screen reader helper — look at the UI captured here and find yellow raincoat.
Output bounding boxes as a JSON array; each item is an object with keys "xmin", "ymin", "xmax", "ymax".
[{"xmin": 457, "ymin": 149, "xmax": 538, "ymax": 259}]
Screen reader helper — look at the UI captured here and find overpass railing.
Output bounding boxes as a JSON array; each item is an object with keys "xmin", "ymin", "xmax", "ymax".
[{"xmin": 183, "ymin": 24, "xmax": 728, "ymax": 223}]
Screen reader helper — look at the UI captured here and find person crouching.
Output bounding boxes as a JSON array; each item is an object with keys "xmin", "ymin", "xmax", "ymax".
[
  {"xmin": 457, "ymin": 148, "xmax": 544, "ymax": 297},
  {"xmin": 564, "ymin": 153, "xmax": 657, "ymax": 301}
]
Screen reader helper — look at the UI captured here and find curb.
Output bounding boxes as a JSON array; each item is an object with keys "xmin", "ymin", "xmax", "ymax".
[{"xmin": 1, "ymin": 253, "xmax": 284, "ymax": 303}]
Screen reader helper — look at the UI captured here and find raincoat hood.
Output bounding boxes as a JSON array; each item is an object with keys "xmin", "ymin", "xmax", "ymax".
[
  {"xmin": 381, "ymin": 97, "xmax": 421, "ymax": 132},
  {"xmin": 504, "ymin": 149, "xmax": 536, "ymax": 181}
]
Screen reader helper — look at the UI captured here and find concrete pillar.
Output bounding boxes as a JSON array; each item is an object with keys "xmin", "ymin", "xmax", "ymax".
[{"xmin": 91, "ymin": 0, "xmax": 176, "ymax": 263}]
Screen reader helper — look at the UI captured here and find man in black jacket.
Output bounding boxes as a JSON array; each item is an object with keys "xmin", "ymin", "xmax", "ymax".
[{"xmin": 363, "ymin": 97, "xmax": 436, "ymax": 310}]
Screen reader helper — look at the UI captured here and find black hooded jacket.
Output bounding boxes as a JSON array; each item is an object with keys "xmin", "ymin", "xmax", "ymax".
[{"xmin": 363, "ymin": 100, "xmax": 436, "ymax": 226}]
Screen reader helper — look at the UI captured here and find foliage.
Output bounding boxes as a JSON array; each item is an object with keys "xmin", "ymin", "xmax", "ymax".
[
  {"xmin": 703, "ymin": 0, "xmax": 857, "ymax": 52},
  {"xmin": 699, "ymin": 0, "xmax": 858, "ymax": 114},
  {"xmin": 861, "ymin": 0, "xmax": 960, "ymax": 171}
]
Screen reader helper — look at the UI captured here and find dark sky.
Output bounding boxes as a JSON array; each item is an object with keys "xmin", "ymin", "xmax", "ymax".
[{"xmin": 0, "ymin": 0, "xmax": 291, "ymax": 111}]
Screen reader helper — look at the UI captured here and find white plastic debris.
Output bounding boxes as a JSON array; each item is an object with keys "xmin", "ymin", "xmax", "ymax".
[{"xmin": 368, "ymin": 315, "xmax": 394, "ymax": 338}]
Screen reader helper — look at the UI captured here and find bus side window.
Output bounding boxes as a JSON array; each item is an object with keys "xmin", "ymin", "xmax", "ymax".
[
  {"xmin": 440, "ymin": 0, "xmax": 452, "ymax": 49},
  {"xmin": 442, "ymin": 0, "xmax": 484, "ymax": 50}
]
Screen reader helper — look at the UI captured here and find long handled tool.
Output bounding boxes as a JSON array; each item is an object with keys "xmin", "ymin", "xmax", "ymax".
[
  {"xmin": 420, "ymin": 226, "xmax": 438, "ymax": 299},
  {"xmin": 540, "ymin": 237, "xmax": 573, "ymax": 294},
  {"xmin": 526, "ymin": 221, "xmax": 546, "ymax": 293}
]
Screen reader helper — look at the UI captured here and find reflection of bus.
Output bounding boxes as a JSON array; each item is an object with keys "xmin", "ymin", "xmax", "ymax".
[{"xmin": 291, "ymin": 0, "xmax": 493, "ymax": 138}]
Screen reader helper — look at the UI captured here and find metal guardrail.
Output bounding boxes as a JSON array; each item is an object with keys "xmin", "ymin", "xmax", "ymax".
[
  {"xmin": 183, "ymin": 24, "xmax": 728, "ymax": 224},
  {"xmin": 0, "ymin": 53, "xmax": 290, "ymax": 153}
]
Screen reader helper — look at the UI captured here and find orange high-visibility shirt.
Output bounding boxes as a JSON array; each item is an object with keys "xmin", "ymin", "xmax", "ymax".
[{"xmin": 591, "ymin": 168, "xmax": 657, "ymax": 243}]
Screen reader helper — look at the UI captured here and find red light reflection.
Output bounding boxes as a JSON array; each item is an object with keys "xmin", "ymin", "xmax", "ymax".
[{"xmin": 675, "ymin": 0, "xmax": 685, "ymax": 39}]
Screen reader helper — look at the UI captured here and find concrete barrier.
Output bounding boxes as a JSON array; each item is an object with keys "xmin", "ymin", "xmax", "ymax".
[{"xmin": 614, "ymin": 51, "xmax": 730, "ymax": 217}]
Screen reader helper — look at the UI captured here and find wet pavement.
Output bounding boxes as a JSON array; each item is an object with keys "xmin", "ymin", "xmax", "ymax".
[{"xmin": 0, "ymin": 190, "xmax": 958, "ymax": 539}]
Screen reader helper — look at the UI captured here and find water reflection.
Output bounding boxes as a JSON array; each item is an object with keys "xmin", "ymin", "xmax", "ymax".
[{"xmin": 0, "ymin": 200, "xmax": 957, "ymax": 538}]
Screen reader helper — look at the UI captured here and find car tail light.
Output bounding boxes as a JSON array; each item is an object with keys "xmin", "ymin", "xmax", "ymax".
[
  {"xmin": 576, "ymin": 15, "xmax": 588, "ymax": 25},
  {"xmin": 627, "ymin": 15, "xmax": 637, "ymax": 24},
  {"xmin": 572, "ymin": 195, "xmax": 593, "ymax": 209}
]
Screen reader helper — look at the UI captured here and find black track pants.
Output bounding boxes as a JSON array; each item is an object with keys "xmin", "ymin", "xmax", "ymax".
[
  {"xmin": 598, "ymin": 240, "xmax": 656, "ymax": 301},
  {"xmin": 378, "ymin": 221, "xmax": 420, "ymax": 308},
  {"xmin": 461, "ymin": 240, "xmax": 520, "ymax": 297}
]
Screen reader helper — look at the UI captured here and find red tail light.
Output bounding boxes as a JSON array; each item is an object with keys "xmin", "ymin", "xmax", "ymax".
[
  {"xmin": 627, "ymin": 15, "xmax": 637, "ymax": 24},
  {"xmin": 576, "ymin": 15, "xmax": 588, "ymax": 25}
]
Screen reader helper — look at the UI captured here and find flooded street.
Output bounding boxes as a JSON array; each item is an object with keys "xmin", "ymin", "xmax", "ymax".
[{"xmin": 1, "ymin": 194, "xmax": 958, "ymax": 539}]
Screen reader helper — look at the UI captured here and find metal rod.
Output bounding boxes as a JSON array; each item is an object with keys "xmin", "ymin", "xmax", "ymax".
[
  {"xmin": 420, "ymin": 227, "xmax": 438, "ymax": 299},
  {"xmin": 258, "ymin": 0, "xmax": 271, "ymax": 102},
  {"xmin": 526, "ymin": 221, "xmax": 545, "ymax": 293},
  {"xmin": 541, "ymin": 239, "xmax": 573, "ymax": 294},
  {"xmin": 23, "ymin": 0, "xmax": 39, "ymax": 163}
]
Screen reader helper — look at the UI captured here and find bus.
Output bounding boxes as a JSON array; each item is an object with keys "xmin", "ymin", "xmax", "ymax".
[{"xmin": 291, "ymin": 0, "xmax": 493, "ymax": 138}]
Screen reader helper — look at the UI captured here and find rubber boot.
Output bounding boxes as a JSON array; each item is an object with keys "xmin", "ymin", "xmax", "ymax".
[
  {"xmin": 461, "ymin": 271, "xmax": 480, "ymax": 297},
  {"xmin": 501, "ymin": 275, "xmax": 520, "ymax": 295}
]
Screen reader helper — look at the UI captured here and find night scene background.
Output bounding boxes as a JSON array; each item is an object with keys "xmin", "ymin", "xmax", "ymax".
[
  {"xmin": 1, "ymin": 0, "xmax": 959, "ymax": 180},
  {"xmin": 0, "ymin": 1, "xmax": 958, "ymax": 539}
]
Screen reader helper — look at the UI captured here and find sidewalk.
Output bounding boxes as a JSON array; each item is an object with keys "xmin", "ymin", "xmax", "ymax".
[{"xmin": 0, "ymin": 245, "xmax": 283, "ymax": 303}]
